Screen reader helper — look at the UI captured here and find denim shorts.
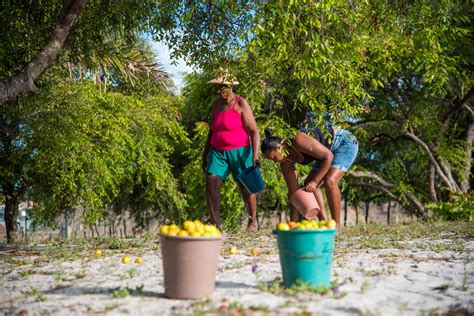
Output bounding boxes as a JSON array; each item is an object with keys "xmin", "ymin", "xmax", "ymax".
[{"xmin": 311, "ymin": 128, "xmax": 358, "ymax": 172}]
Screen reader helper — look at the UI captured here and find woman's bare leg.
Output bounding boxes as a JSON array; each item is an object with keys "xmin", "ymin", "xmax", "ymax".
[
  {"xmin": 237, "ymin": 182, "xmax": 258, "ymax": 232},
  {"xmin": 306, "ymin": 169, "xmax": 328, "ymax": 222},
  {"xmin": 206, "ymin": 174, "xmax": 223, "ymax": 228},
  {"xmin": 281, "ymin": 162, "xmax": 300, "ymax": 222},
  {"xmin": 314, "ymin": 187, "xmax": 328, "ymax": 221},
  {"xmin": 323, "ymin": 168, "xmax": 346, "ymax": 233}
]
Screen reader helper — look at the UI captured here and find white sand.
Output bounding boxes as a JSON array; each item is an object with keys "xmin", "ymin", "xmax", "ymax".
[{"xmin": 1, "ymin": 233, "xmax": 473, "ymax": 315}]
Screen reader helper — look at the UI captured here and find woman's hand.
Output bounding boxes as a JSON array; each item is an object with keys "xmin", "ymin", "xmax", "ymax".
[
  {"xmin": 253, "ymin": 155, "xmax": 261, "ymax": 167},
  {"xmin": 304, "ymin": 180, "xmax": 317, "ymax": 192}
]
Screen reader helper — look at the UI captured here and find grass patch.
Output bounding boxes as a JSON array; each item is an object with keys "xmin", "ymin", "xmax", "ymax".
[
  {"xmin": 19, "ymin": 269, "xmax": 34, "ymax": 277},
  {"xmin": 25, "ymin": 287, "xmax": 47, "ymax": 302},
  {"xmin": 256, "ymin": 279, "xmax": 346, "ymax": 299},
  {"xmin": 111, "ymin": 287, "xmax": 130, "ymax": 298},
  {"xmin": 110, "ymin": 285, "xmax": 145, "ymax": 298},
  {"xmin": 343, "ymin": 221, "xmax": 472, "ymax": 241},
  {"xmin": 53, "ymin": 271, "xmax": 65, "ymax": 283},
  {"xmin": 336, "ymin": 221, "xmax": 472, "ymax": 251},
  {"xmin": 119, "ymin": 268, "xmax": 140, "ymax": 280},
  {"xmin": 190, "ymin": 298, "xmax": 271, "ymax": 315},
  {"xmin": 4, "ymin": 258, "xmax": 33, "ymax": 266}
]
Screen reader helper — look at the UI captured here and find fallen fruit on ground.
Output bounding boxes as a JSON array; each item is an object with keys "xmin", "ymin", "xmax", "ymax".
[
  {"xmin": 122, "ymin": 256, "xmax": 131, "ymax": 264},
  {"xmin": 229, "ymin": 247, "xmax": 237, "ymax": 254},
  {"xmin": 250, "ymin": 247, "xmax": 260, "ymax": 256},
  {"xmin": 95, "ymin": 249, "xmax": 102, "ymax": 255},
  {"xmin": 135, "ymin": 257, "xmax": 144, "ymax": 264}
]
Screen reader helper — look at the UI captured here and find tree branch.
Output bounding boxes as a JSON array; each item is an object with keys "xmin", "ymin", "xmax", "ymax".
[
  {"xmin": 441, "ymin": 85, "xmax": 474, "ymax": 134},
  {"xmin": 349, "ymin": 182, "xmax": 400, "ymax": 202},
  {"xmin": 348, "ymin": 170, "xmax": 429, "ymax": 218},
  {"xmin": 403, "ymin": 131, "xmax": 456, "ymax": 190},
  {"xmin": 0, "ymin": 0, "xmax": 87, "ymax": 106},
  {"xmin": 348, "ymin": 170, "xmax": 395, "ymax": 188},
  {"xmin": 347, "ymin": 119, "xmax": 397, "ymax": 128}
]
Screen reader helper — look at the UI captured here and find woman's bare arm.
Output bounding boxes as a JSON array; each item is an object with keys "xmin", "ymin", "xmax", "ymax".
[
  {"xmin": 293, "ymin": 132, "xmax": 333, "ymax": 191},
  {"xmin": 239, "ymin": 97, "xmax": 260, "ymax": 165}
]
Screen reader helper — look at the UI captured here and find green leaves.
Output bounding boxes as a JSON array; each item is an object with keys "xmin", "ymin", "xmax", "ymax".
[{"xmin": 10, "ymin": 82, "xmax": 188, "ymax": 226}]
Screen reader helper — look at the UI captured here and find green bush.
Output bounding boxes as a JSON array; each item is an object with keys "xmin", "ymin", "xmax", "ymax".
[{"xmin": 428, "ymin": 192, "xmax": 473, "ymax": 221}]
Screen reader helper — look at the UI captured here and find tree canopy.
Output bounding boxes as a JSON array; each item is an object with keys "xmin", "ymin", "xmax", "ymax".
[{"xmin": 0, "ymin": 0, "xmax": 472, "ymax": 242}]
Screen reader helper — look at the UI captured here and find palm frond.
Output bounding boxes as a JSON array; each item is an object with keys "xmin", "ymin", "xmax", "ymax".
[{"xmin": 60, "ymin": 41, "xmax": 173, "ymax": 91}]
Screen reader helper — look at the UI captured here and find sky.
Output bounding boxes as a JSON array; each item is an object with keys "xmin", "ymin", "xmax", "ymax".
[{"xmin": 150, "ymin": 41, "xmax": 195, "ymax": 93}]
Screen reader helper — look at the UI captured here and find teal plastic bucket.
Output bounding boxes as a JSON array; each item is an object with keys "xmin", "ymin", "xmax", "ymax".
[
  {"xmin": 273, "ymin": 229, "xmax": 336, "ymax": 288},
  {"xmin": 236, "ymin": 165, "xmax": 265, "ymax": 193}
]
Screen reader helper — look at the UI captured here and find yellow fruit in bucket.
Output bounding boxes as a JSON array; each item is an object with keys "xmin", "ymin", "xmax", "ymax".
[
  {"xmin": 296, "ymin": 222, "xmax": 306, "ymax": 230},
  {"xmin": 160, "ymin": 225, "xmax": 170, "ymax": 234},
  {"xmin": 159, "ymin": 220, "xmax": 222, "ymax": 238},
  {"xmin": 277, "ymin": 222, "xmax": 290, "ymax": 230},
  {"xmin": 168, "ymin": 228, "xmax": 179, "ymax": 236},
  {"xmin": 327, "ymin": 219, "xmax": 337, "ymax": 229}
]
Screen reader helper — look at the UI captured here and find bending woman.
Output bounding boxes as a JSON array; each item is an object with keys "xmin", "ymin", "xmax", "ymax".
[{"xmin": 261, "ymin": 127, "xmax": 358, "ymax": 233}]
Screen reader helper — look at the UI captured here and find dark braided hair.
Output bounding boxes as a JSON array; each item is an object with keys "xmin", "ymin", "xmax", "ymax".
[{"xmin": 261, "ymin": 128, "xmax": 283, "ymax": 154}]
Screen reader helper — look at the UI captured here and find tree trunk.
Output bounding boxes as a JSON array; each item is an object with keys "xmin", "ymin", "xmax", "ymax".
[
  {"xmin": 0, "ymin": 0, "xmax": 87, "ymax": 106},
  {"xmin": 365, "ymin": 200, "xmax": 370, "ymax": 224},
  {"xmin": 387, "ymin": 201, "xmax": 391, "ymax": 225},
  {"xmin": 440, "ymin": 160, "xmax": 462, "ymax": 192},
  {"xmin": 355, "ymin": 202, "xmax": 359, "ymax": 224},
  {"xmin": 428, "ymin": 162, "xmax": 438, "ymax": 202},
  {"xmin": 344, "ymin": 197, "xmax": 348, "ymax": 227},
  {"xmin": 461, "ymin": 122, "xmax": 473, "ymax": 192},
  {"xmin": 94, "ymin": 223, "xmax": 100, "ymax": 237},
  {"xmin": 4, "ymin": 195, "xmax": 20, "ymax": 243}
]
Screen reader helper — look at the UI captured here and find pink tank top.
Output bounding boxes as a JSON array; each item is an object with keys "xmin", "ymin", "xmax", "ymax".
[{"xmin": 210, "ymin": 96, "xmax": 251, "ymax": 151}]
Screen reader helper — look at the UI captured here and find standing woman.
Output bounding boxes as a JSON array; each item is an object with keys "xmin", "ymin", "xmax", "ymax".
[
  {"xmin": 261, "ymin": 126, "xmax": 358, "ymax": 234},
  {"xmin": 202, "ymin": 73, "xmax": 260, "ymax": 232}
]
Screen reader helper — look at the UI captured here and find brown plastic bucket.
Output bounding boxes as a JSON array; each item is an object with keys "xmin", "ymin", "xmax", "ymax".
[
  {"xmin": 290, "ymin": 188, "xmax": 320, "ymax": 219},
  {"xmin": 160, "ymin": 234, "xmax": 223, "ymax": 299}
]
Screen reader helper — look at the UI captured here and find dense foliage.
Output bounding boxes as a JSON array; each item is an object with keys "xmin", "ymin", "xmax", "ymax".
[{"xmin": 1, "ymin": 1, "xmax": 472, "ymax": 242}]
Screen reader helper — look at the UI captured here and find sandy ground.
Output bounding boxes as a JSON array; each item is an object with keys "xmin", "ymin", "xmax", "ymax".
[{"xmin": 1, "ymin": 231, "xmax": 473, "ymax": 315}]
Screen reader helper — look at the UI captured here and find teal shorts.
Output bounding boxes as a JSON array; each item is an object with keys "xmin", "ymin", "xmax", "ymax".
[{"xmin": 207, "ymin": 146, "xmax": 253, "ymax": 182}]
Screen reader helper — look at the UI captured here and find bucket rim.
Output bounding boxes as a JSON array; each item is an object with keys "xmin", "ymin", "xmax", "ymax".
[
  {"xmin": 272, "ymin": 229, "xmax": 336, "ymax": 235},
  {"xmin": 160, "ymin": 233, "xmax": 224, "ymax": 241},
  {"xmin": 236, "ymin": 165, "xmax": 259, "ymax": 179}
]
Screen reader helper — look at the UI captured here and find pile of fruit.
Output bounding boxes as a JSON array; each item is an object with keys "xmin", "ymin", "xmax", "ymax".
[
  {"xmin": 276, "ymin": 219, "xmax": 337, "ymax": 230},
  {"xmin": 160, "ymin": 220, "xmax": 222, "ymax": 237}
]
